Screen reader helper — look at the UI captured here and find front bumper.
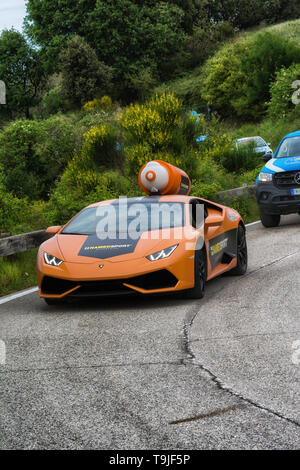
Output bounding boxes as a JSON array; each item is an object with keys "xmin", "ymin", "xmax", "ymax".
[
  {"xmin": 256, "ymin": 182, "xmax": 300, "ymax": 215},
  {"xmin": 37, "ymin": 250, "xmax": 195, "ymax": 299}
]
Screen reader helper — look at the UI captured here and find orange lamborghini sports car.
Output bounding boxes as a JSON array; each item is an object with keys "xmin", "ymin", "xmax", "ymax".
[{"xmin": 37, "ymin": 161, "xmax": 247, "ymax": 305}]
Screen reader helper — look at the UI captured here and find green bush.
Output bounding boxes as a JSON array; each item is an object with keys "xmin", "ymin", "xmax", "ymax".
[
  {"xmin": 268, "ymin": 63, "xmax": 300, "ymax": 119},
  {"xmin": 215, "ymin": 143, "xmax": 261, "ymax": 174},
  {"xmin": 46, "ymin": 158, "xmax": 134, "ymax": 225},
  {"xmin": 39, "ymin": 86, "xmax": 65, "ymax": 117},
  {"xmin": 0, "ymin": 117, "xmax": 77, "ymax": 200},
  {"xmin": 201, "ymin": 33, "xmax": 300, "ymax": 120},
  {"xmin": 0, "ymin": 186, "xmax": 47, "ymax": 234},
  {"xmin": 81, "ymin": 124, "xmax": 124, "ymax": 171},
  {"xmin": 219, "ymin": 195, "xmax": 259, "ymax": 224},
  {"xmin": 122, "ymin": 92, "xmax": 199, "ymax": 178}
]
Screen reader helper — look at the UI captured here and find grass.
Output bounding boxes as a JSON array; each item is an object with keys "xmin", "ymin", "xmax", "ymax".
[
  {"xmin": 226, "ymin": 112, "xmax": 300, "ymax": 153},
  {"xmin": 221, "ymin": 195, "xmax": 260, "ymax": 224},
  {"xmin": 154, "ymin": 19, "xmax": 300, "ymax": 108},
  {"xmin": 0, "ymin": 248, "xmax": 38, "ymax": 297},
  {"xmin": 261, "ymin": 19, "xmax": 300, "ymax": 45}
]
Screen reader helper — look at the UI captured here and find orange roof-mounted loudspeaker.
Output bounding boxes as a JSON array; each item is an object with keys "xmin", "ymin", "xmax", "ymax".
[{"xmin": 139, "ymin": 160, "xmax": 191, "ymax": 196}]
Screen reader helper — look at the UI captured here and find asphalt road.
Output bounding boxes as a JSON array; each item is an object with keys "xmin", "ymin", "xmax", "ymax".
[{"xmin": 0, "ymin": 215, "xmax": 299, "ymax": 449}]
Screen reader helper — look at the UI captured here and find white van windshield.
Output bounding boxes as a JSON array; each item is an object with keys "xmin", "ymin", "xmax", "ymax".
[{"xmin": 277, "ymin": 136, "xmax": 300, "ymax": 158}]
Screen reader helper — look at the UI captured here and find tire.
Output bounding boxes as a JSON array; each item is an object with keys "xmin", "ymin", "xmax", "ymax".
[
  {"xmin": 259, "ymin": 209, "xmax": 280, "ymax": 228},
  {"xmin": 230, "ymin": 224, "xmax": 248, "ymax": 275},
  {"xmin": 185, "ymin": 248, "xmax": 207, "ymax": 299},
  {"xmin": 44, "ymin": 298, "xmax": 62, "ymax": 306}
]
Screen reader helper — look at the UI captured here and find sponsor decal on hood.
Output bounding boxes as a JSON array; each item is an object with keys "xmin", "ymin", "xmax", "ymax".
[
  {"xmin": 264, "ymin": 157, "xmax": 300, "ymax": 173},
  {"xmin": 78, "ymin": 234, "xmax": 141, "ymax": 259}
]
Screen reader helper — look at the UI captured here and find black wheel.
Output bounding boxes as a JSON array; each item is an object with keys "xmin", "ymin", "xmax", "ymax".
[
  {"xmin": 44, "ymin": 298, "xmax": 62, "ymax": 306},
  {"xmin": 259, "ymin": 209, "xmax": 280, "ymax": 228},
  {"xmin": 185, "ymin": 248, "xmax": 207, "ymax": 299},
  {"xmin": 230, "ymin": 224, "xmax": 248, "ymax": 275}
]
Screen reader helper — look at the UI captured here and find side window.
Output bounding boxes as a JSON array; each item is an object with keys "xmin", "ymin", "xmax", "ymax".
[{"xmin": 189, "ymin": 200, "xmax": 206, "ymax": 229}]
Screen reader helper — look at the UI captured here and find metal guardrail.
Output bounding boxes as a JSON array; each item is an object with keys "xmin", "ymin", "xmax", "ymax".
[
  {"xmin": 0, "ymin": 230, "xmax": 50, "ymax": 257},
  {"xmin": 0, "ymin": 185, "xmax": 256, "ymax": 257},
  {"xmin": 216, "ymin": 184, "xmax": 256, "ymax": 200}
]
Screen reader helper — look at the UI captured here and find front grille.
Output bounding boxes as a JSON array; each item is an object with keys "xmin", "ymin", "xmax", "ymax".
[
  {"xmin": 41, "ymin": 270, "xmax": 178, "ymax": 297},
  {"xmin": 274, "ymin": 171, "xmax": 300, "ymax": 189},
  {"xmin": 41, "ymin": 277, "xmax": 78, "ymax": 295}
]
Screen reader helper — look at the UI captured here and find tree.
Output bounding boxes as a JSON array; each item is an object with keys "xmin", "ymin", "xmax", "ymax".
[
  {"xmin": 25, "ymin": 0, "xmax": 188, "ymax": 101},
  {"xmin": 86, "ymin": 1, "xmax": 187, "ymax": 99},
  {"xmin": 59, "ymin": 36, "xmax": 113, "ymax": 108},
  {"xmin": 0, "ymin": 29, "xmax": 44, "ymax": 118},
  {"xmin": 207, "ymin": 0, "xmax": 300, "ymax": 29},
  {"xmin": 25, "ymin": 1, "xmax": 96, "ymax": 72}
]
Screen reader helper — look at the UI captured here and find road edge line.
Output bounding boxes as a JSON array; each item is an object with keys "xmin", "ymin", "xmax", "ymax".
[{"xmin": 0, "ymin": 287, "xmax": 39, "ymax": 305}]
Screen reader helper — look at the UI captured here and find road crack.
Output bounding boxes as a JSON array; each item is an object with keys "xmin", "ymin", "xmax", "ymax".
[
  {"xmin": 0, "ymin": 360, "xmax": 184, "ymax": 375},
  {"xmin": 182, "ymin": 304, "xmax": 300, "ymax": 429}
]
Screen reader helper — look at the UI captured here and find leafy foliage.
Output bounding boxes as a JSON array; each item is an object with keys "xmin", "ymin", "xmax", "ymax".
[
  {"xmin": 0, "ymin": 29, "xmax": 45, "ymax": 118},
  {"xmin": 59, "ymin": 36, "xmax": 113, "ymax": 108},
  {"xmin": 0, "ymin": 117, "xmax": 77, "ymax": 199},
  {"xmin": 82, "ymin": 96, "xmax": 113, "ymax": 112},
  {"xmin": 207, "ymin": 0, "xmax": 300, "ymax": 29},
  {"xmin": 81, "ymin": 124, "xmax": 124, "ymax": 171},
  {"xmin": 201, "ymin": 33, "xmax": 300, "ymax": 119},
  {"xmin": 122, "ymin": 93, "xmax": 199, "ymax": 177},
  {"xmin": 268, "ymin": 63, "xmax": 300, "ymax": 119}
]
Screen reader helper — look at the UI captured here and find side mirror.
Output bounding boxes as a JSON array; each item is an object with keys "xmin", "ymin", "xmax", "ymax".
[
  {"xmin": 205, "ymin": 215, "xmax": 223, "ymax": 227},
  {"xmin": 262, "ymin": 153, "xmax": 272, "ymax": 163},
  {"xmin": 46, "ymin": 226, "xmax": 61, "ymax": 235},
  {"xmin": 267, "ymin": 143, "xmax": 271, "ymax": 147}
]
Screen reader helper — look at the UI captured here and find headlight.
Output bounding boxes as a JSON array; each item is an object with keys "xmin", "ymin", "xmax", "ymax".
[
  {"xmin": 44, "ymin": 252, "xmax": 63, "ymax": 266},
  {"xmin": 258, "ymin": 172, "xmax": 273, "ymax": 182},
  {"xmin": 146, "ymin": 244, "xmax": 178, "ymax": 261}
]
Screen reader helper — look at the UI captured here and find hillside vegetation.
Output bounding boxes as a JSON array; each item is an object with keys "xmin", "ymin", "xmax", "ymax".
[
  {"xmin": 155, "ymin": 19, "xmax": 300, "ymax": 108},
  {"xmin": 0, "ymin": 13, "xmax": 299, "ymax": 237},
  {"xmin": 0, "ymin": 2, "xmax": 299, "ymax": 295}
]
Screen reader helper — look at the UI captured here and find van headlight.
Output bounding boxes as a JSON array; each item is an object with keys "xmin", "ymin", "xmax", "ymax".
[
  {"xmin": 258, "ymin": 172, "xmax": 273, "ymax": 182},
  {"xmin": 44, "ymin": 252, "xmax": 63, "ymax": 266}
]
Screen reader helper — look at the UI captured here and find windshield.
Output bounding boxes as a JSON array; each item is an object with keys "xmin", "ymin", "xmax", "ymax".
[
  {"xmin": 62, "ymin": 202, "xmax": 185, "ymax": 235},
  {"xmin": 237, "ymin": 137, "xmax": 266, "ymax": 147},
  {"xmin": 277, "ymin": 136, "xmax": 300, "ymax": 158}
]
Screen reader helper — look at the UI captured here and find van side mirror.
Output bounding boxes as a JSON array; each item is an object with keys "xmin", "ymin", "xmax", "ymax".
[{"xmin": 263, "ymin": 153, "xmax": 272, "ymax": 163}]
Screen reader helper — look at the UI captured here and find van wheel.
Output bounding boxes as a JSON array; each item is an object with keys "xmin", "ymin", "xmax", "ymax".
[
  {"xmin": 259, "ymin": 209, "xmax": 280, "ymax": 228},
  {"xmin": 185, "ymin": 248, "xmax": 207, "ymax": 299}
]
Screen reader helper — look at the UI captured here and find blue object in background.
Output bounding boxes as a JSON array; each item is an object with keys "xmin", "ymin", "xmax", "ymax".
[{"xmin": 196, "ymin": 135, "xmax": 208, "ymax": 143}]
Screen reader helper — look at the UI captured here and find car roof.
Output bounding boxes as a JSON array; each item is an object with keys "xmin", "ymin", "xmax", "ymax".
[
  {"xmin": 87, "ymin": 195, "xmax": 194, "ymax": 208},
  {"xmin": 282, "ymin": 130, "xmax": 300, "ymax": 139},
  {"xmin": 237, "ymin": 136, "xmax": 262, "ymax": 141}
]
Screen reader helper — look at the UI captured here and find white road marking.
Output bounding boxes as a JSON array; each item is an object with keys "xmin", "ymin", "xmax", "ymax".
[
  {"xmin": 246, "ymin": 220, "xmax": 261, "ymax": 227},
  {"xmin": 0, "ymin": 219, "xmax": 261, "ymax": 304},
  {"xmin": 0, "ymin": 287, "xmax": 38, "ymax": 305}
]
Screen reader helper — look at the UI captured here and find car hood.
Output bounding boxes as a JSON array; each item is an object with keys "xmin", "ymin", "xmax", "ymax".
[
  {"xmin": 254, "ymin": 145, "xmax": 270, "ymax": 153},
  {"xmin": 56, "ymin": 230, "xmax": 187, "ymax": 264},
  {"xmin": 263, "ymin": 156, "xmax": 300, "ymax": 174}
]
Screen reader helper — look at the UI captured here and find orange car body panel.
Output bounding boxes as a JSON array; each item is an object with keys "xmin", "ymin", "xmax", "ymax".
[{"xmin": 37, "ymin": 195, "xmax": 244, "ymax": 299}]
